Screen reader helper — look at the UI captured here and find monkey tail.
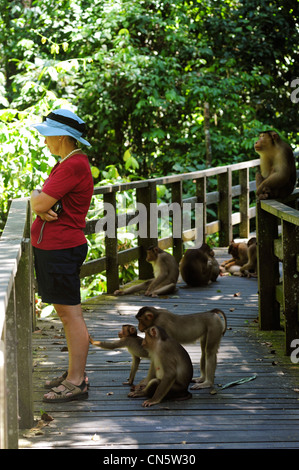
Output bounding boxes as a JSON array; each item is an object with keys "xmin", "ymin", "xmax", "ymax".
[{"xmin": 211, "ymin": 308, "xmax": 227, "ymax": 335}]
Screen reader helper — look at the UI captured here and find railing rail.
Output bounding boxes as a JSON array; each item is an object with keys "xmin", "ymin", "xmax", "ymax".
[
  {"xmin": 256, "ymin": 190, "xmax": 299, "ymax": 355},
  {"xmin": 0, "ymin": 198, "xmax": 34, "ymax": 449}
]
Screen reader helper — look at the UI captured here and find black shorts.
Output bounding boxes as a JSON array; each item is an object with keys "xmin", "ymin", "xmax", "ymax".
[{"xmin": 33, "ymin": 243, "xmax": 88, "ymax": 305}]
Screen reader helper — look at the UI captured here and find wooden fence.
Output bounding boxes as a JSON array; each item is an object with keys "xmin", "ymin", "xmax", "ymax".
[
  {"xmin": 0, "ymin": 198, "xmax": 34, "ymax": 449},
  {"xmin": 257, "ymin": 189, "xmax": 299, "ymax": 355},
  {"xmin": 81, "ymin": 158, "xmax": 260, "ymax": 293}
]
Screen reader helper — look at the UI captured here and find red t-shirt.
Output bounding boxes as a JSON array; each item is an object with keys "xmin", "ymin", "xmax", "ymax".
[{"xmin": 31, "ymin": 153, "xmax": 94, "ymax": 250}]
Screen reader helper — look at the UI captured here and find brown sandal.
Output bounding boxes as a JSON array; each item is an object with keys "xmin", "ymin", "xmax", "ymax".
[
  {"xmin": 45, "ymin": 371, "xmax": 89, "ymax": 389},
  {"xmin": 44, "ymin": 371, "xmax": 68, "ymax": 389},
  {"xmin": 43, "ymin": 379, "xmax": 88, "ymax": 403}
]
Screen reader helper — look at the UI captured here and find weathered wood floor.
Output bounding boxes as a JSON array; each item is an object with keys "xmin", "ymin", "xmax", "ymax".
[{"xmin": 19, "ymin": 248, "xmax": 299, "ymax": 450}]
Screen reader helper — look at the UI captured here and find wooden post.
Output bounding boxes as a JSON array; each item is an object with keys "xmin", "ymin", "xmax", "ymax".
[
  {"xmin": 136, "ymin": 182, "xmax": 158, "ymax": 279},
  {"xmin": 0, "ymin": 336, "xmax": 6, "ymax": 449},
  {"xmin": 5, "ymin": 288, "xmax": 19, "ymax": 449},
  {"xmin": 281, "ymin": 220, "xmax": 299, "ymax": 354},
  {"xmin": 15, "ymin": 238, "xmax": 34, "ymax": 429},
  {"xmin": 218, "ymin": 169, "xmax": 232, "ymax": 246},
  {"xmin": 104, "ymin": 192, "xmax": 119, "ymax": 294},
  {"xmin": 239, "ymin": 167, "xmax": 250, "ymax": 238},
  {"xmin": 171, "ymin": 181, "xmax": 183, "ymax": 263},
  {"xmin": 256, "ymin": 200, "xmax": 280, "ymax": 330},
  {"xmin": 196, "ymin": 176, "xmax": 207, "ymax": 243}
]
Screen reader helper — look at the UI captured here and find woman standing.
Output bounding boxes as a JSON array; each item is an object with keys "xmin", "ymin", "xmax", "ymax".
[{"xmin": 31, "ymin": 109, "xmax": 94, "ymax": 402}]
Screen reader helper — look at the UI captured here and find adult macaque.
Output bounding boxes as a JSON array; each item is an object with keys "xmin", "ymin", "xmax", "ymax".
[
  {"xmin": 254, "ymin": 130, "xmax": 296, "ymax": 200},
  {"xmin": 128, "ymin": 325, "xmax": 193, "ymax": 407},
  {"xmin": 240, "ymin": 237, "xmax": 257, "ymax": 277},
  {"xmin": 89, "ymin": 324, "xmax": 149, "ymax": 385},
  {"xmin": 180, "ymin": 242, "xmax": 220, "ymax": 287},
  {"xmin": 221, "ymin": 240, "xmax": 248, "ymax": 273},
  {"xmin": 114, "ymin": 246, "xmax": 179, "ymax": 297},
  {"xmin": 135, "ymin": 306, "xmax": 227, "ymax": 389}
]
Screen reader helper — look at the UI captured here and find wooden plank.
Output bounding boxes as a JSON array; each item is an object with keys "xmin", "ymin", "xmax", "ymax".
[
  {"xmin": 261, "ymin": 199, "xmax": 299, "ymax": 226},
  {"xmin": 239, "ymin": 167, "xmax": 250, "ymax": 238},
  {"xmin": 217, "ymin": 169, "xmax": 232, "ymax": 246}
]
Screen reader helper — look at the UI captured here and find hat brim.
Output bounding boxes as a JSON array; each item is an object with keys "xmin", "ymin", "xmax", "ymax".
[{"xmin": 32, "ymin": 123, "xmax": 91, "ymax": 146}]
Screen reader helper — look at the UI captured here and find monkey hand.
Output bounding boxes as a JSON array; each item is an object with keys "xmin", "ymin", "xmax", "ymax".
[
  {"xmin": 123, "ymin": 379, "xmax": 133, "ymax": 385},
  {"xmin": 145, "ymin": 289, "xmax": 159, "ymax": 297},
  {"xmin": 257, "ymin": 192, "xmax": 270, "ymax": 200},
  {"xmin": 113, "ymin": 289, "xmax": 125, "ymax": 295},
  {"xmin": 130, "ymin": 383, "xmax": 146, "ymax": 392},
  {"xmin": 89, "ymin": 335, "xmax": 101, "ymax": 346},
  {"xmin": 142, "ymin": 399, "xmax": 159, "ymax": 407},
  {"xmin": 128, "ymin": 390, "xmax": 144, "ymax": 398},
  {"xmin": 88, "ymin": 335, "xmax": 94, "ymax": 344}
]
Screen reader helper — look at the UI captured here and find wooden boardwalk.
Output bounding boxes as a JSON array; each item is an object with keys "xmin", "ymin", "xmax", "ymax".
[{"xmin": 19, "ymin": 248, "xmax": 299, "ymax": 450}]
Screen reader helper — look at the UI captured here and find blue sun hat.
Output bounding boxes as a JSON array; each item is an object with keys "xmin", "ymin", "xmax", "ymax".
[{"xmin": 32, "ymin": 108, "xmax": 91, "ymax": 146}]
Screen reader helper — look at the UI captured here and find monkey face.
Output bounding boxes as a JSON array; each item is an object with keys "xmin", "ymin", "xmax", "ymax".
[
  {"xmin": 146, "ymin": 247, "xmax": 159, "ymax": 262},
  {"xmin": 137, "ymin": 319, "xmax": 148, "ymax": 332},
  {"xmin": 254, "ymin": 131, "xmax": 279, "ymax": 152},
  {"xmin": 137, "ymin": 313, "xmax": 154, "ymax": 332},
  {"xmin": 118, "ymin": 324, "xmax": 137, "ymax": 338},
  {"xmin": 255, "ymin": 133, "xmax": 270, "ymax": 152}
]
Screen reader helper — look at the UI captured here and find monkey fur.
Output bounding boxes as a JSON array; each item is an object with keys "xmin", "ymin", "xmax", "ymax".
[
  {"xmin": 180, "ymin": 242, "xmax": 220, "ymax": 287},
  {"xmin": 128, "ymin": 325, "xmax": 193, "ymax": 407},
  {"xmin": 254, "ymin": 130, "xmax": 296, "ymax": 200},
  {"xmin": 114, "ymin": 246, "xmax": 179, "ymax": 297},
  {"xmin": 89, "ymin": 324, "xmax": 149, "ymax": 385},
  {"xmin": 135, "ymin": 306, "xmax": 226, "ymax": 389}
]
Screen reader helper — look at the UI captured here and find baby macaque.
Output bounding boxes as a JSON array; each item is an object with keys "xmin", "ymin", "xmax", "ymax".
[
  {"xmin": 254, "ymin": 130, "xmax": 296, "ymax": 200},
  {"xmin": 89, "ymin": 324, "xmax": 149, "ymax": 385},
  {"xmin": 128, "ymin": 325, "xmax": 193, "ymax": 407},
  {"xmin": 114, "ymin": 246, "xmax": 179, "ymax": 297},
  {"xmin": 221, "ymin": 240, "xmax": 248, "ymax": 274},
  {"xmin": 135, "ymin": 306, "xmax": 226, "ymax": 389},
  {"xmin": 180, "ymin": 242, "xmax": 220, "ymax": 287}
]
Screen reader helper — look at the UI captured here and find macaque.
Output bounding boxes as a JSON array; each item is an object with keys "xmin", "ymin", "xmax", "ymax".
[
  {"xmin": 135, "ymin": 306, "xmax": 227, "ymax": 389},
  {"xmin": 254, "ymin": 130, "xmax": 296, "ymax": 200},
  {"xmin": 180, "ymin": 242, "xmax": 220, "ymax": 287},
  {"xmin": 221, "ymin": 240, "xmax": 248, "ymax": 273},
  {"xmin": 114, "ymin": 246, "xmax": 179, "ymax": 297},
  {"xmin": 240, "ymin": 237, "xmax": 257, "ymax": 277},
  {"xmin": 89, "ymin": 324, "xmax": 149, "ymax": 385},
  {"xmin": 128, "ymin": 325, "xmax": 193, "ymax": 407}
]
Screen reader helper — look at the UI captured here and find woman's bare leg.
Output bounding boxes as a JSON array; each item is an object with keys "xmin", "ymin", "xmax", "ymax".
[{"xmin": 44, "ymin": 303, "xmax": 89, "ymax": 399}]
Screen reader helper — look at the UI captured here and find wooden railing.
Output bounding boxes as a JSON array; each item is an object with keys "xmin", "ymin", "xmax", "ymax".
[
  {"xmin": 257, "ymin": 190, "xmax": 299, "ymax": 355},
  {"xmin": 0, "ymin": 198, "xmax": 34, "ymax": 449},
  {"xmin": 81, "ymin": 158, "xmax": 260, "ymax": 293}
]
